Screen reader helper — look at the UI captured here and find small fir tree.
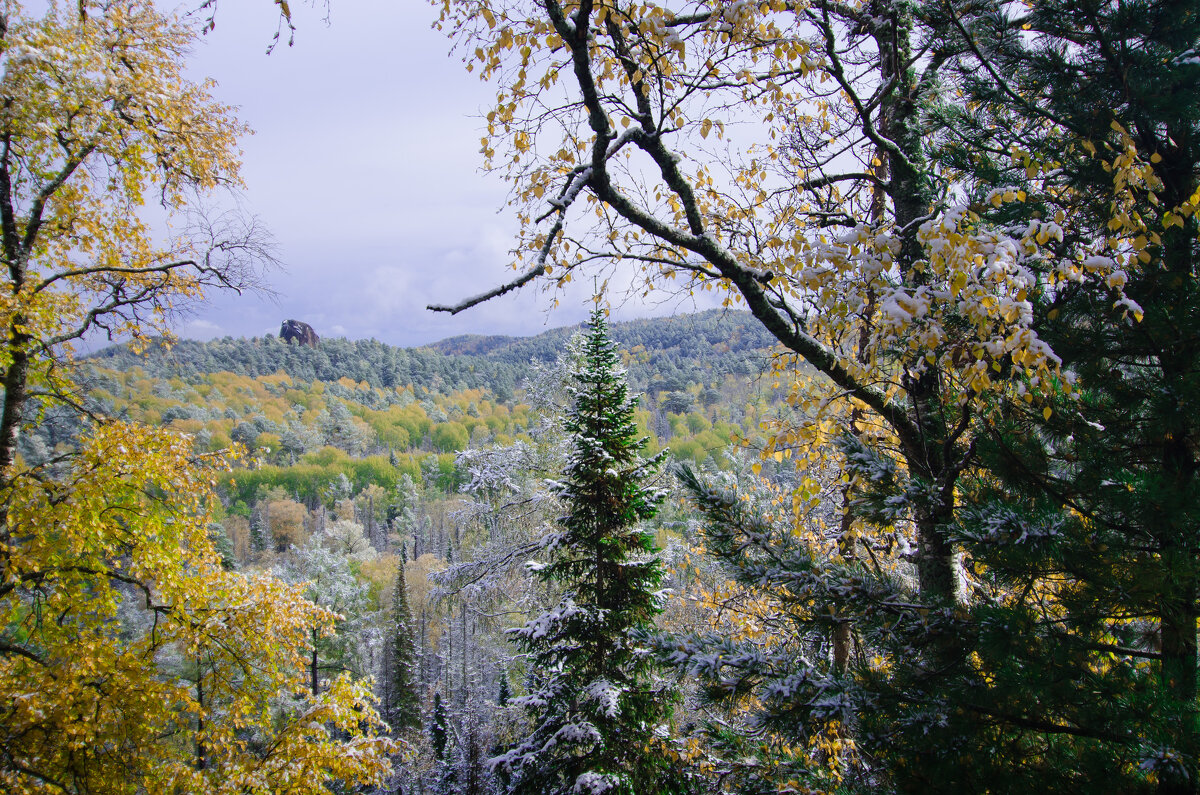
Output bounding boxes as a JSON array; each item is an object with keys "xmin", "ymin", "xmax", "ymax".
[
  {"xmin": 497, "ymin": 670, "xmax": 510, "ymax": 707},
  {"xmin": 490, "ymin": 307, "xmax": 684, "ymax": 795},
  {"xmin": 250, "ymin": 505, "xmax": 271, "ymax": 556},
  {"xmin": 431, "ymin": 692, "xmax": 449, "ymax": 761}
]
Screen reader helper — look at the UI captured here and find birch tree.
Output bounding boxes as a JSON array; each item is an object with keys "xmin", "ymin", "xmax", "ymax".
[
  {"xmin": 0, "ymin": 3, "xmax": 396, "ymax": 790},
  {"xmin": 428, "ymin": 0, "xmax": 1091, "ymax": 615}
]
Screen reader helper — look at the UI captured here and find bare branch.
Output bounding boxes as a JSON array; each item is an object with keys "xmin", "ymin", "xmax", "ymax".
[{"xmin": 428, "ymin": 259, "xmax": 550, "ymax": 316}]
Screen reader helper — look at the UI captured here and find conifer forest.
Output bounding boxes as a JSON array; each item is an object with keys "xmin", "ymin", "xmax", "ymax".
[{"xmin": 2, "ymin": 1, "xmax": 1199, "ymax": 794}]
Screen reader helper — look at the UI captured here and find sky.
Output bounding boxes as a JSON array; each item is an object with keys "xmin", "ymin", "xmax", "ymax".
[{"xmin": 171, "ymin": 0, "xmax": 715, "ymax": 348}]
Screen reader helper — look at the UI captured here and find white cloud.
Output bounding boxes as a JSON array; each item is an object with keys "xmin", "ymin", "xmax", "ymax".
[
  {"xmin": 180, "ymin": 318, "xmax": 225, "ymax": 340},
  {"xmin": 164, "ymin": 2, "xmax": 719, "ymax": 350}
]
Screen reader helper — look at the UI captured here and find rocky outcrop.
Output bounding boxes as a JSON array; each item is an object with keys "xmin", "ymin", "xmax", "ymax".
[{"xmin": 279, "ymin": 319, "xmax": 319, "ymax": 347}]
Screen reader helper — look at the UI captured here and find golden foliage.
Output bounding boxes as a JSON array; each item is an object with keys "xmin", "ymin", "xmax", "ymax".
[
  {"xmin": 0, "ymin": 0, "xmax": 264, "ymax": 394},
  {"xmin": 0, "ymin": 3, "xmax": 397, "ymax": 790},
  {"xmin": 267, "ymin": 498, "xmax": 310, "ymax": 551},
  {"xmin": 0, "ymin": 424, "xmax": 398, "ymax": 793}
]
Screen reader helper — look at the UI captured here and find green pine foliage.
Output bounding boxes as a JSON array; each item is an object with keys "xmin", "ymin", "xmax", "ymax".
[
  {"xmin": 491, "ymin": 308, "xmax": 687, "ymax": 795},
  {"xmin": 888, "ymin": 2, "xmax": 1200, "ymax": 791}
]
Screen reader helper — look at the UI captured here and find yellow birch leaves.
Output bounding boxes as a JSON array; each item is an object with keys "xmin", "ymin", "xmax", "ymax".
[
  {"xmin": 0, "ymin": 424, "xmax": 397, "ymax": 793},
  {"xmin": 0, "ymin": 3, "xmax": 397, "ymax": 790}
]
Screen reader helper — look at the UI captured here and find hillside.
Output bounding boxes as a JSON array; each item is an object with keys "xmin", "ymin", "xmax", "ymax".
[
  {"xmin": 424, "ymin": 309, "xmax": 778, "ymax": 361},
  {"xmin": 86, "ymin": 308, "xmax": 781, "ymax": 396},
  {"xmin": 38, "ymin": 310, "xmax": 794, "ymax": 507}
]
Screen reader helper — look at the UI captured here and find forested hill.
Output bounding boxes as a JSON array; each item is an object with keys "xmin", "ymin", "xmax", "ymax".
[
  {"xmin": 86, "ymin": 308, "xmax": 780, "ymax": 395},
  {"xmin": 425, "ymin": 309, "xmax": 776, "ymax": 364},
  {"xmin": 57, "ymin": 308, "xmax": 787, "ymax": 489}
]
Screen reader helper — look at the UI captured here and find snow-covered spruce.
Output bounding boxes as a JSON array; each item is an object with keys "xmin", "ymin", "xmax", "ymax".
[{"xmin": 488, "ymin": 307, "xmax": 687, "ymax": 795}]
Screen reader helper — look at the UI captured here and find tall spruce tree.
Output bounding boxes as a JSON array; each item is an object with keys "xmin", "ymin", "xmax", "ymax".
[
  {"xmin": 388, "ymin": 560, "xmax": 421, "ymax": 733},
  {"xmin": 490, "ymin": 308, "xmax": 684, "ymax": 795}
]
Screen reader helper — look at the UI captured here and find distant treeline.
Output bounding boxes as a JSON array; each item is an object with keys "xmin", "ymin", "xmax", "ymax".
[{"xmin": 86, "ymin": 309, "xmax": 781, "ymax": 398}]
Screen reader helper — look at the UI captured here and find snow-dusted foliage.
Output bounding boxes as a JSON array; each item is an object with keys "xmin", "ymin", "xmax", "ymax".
[
  {"xmin": 423, "ymin": 365, "xmax": 582, "ymax": 795},
  {"xmin": 435, "ymin": 437, "xmax": 558, "ymax": 633},
  {"xmin": 457, "ymin": 441, "xmax": 535, "ymax": 498},
  {"xmin": 648, "ymin": 464, "xmax": 927, "ymax": 791},
  {"xmin": 278, "ymin": 534, "xmax": 378, "ymax": 691},
  {"xmin": 322, "ymin": 518, "xmax": 378, "ymax": 562},
  {"xmin": 489, "ymin": 308, "xmax": 687, "ymax": 795},
  {"xmin": 317, "ymin": 402, "xmax": 374, "ymax": 455},
  {"xmin": 521, "ymin": 334, "xmax": 579, "ymax": 451},
  {"xmin": 437, "ymin": 694, "xmax": 503, "ymax": 795}
]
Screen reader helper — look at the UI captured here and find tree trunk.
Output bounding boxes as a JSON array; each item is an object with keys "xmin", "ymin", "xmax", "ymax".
[
  {"xmin": 874, "ymin": 0, "xmax": 957, "ymax": 606},
  {"xmin": 311, "ymin": 627, "xmax": 320, "ymax": 696},
  {"xmin": 195, "ymin": 654, "xmax": 207, "ymax": 771},
  {"xmin": 0, "ymin": 342, "xmax": 30, "ymax": 482}
]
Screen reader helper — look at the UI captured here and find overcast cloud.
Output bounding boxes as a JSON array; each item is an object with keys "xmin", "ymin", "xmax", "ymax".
[{"xmin": 170, "ymin": 1, "xmax": 715, "ymax": 347}]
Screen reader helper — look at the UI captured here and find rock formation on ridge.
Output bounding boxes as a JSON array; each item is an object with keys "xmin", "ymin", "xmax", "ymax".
[{"xmin": 280, "ymin": 319, "xmax": 319, "ymax": 347}]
